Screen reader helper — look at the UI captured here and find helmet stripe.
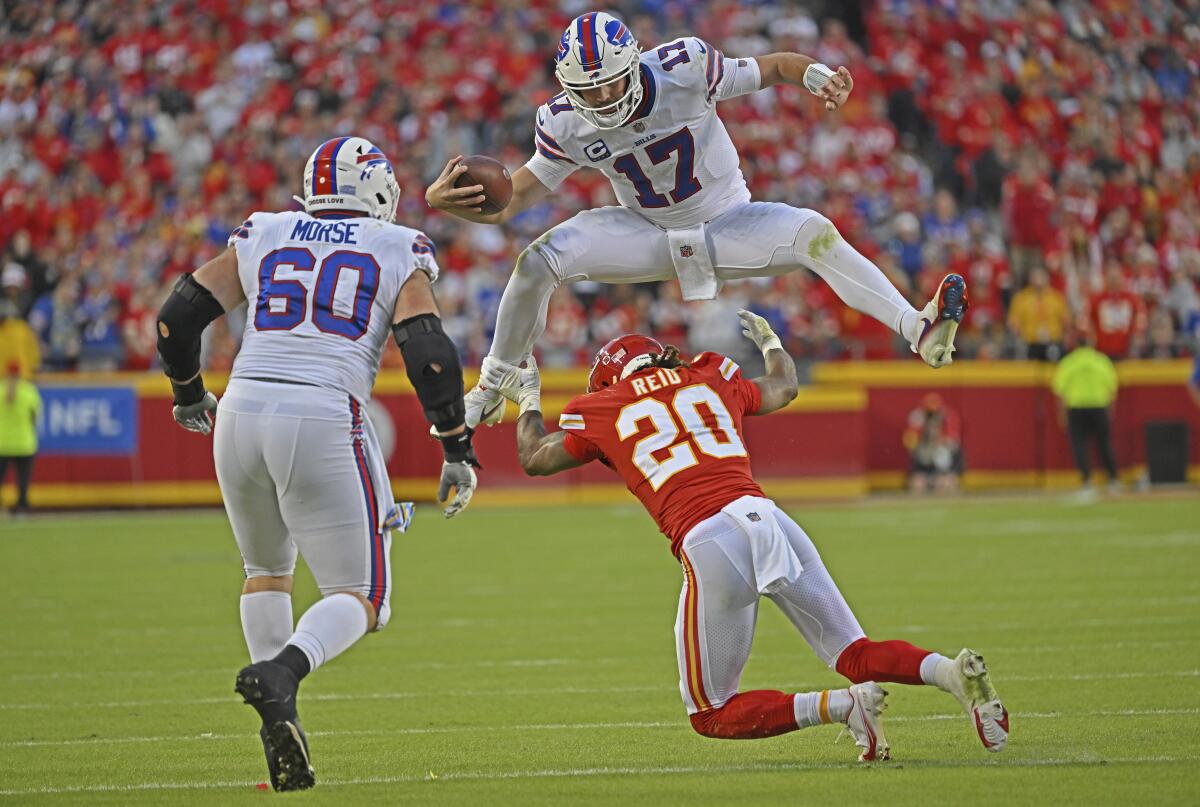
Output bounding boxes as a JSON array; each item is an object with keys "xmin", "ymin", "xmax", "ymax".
[
  {"xmin": 326, "ymin": 136, "xmax": 350, "ymax": 195},
  {"xmin": 579, "ymin": 13, "xmax": 598, "ymax": 67},
  {"xmin": 310, "ymin": 137, "xmax": 346, "ymax": 197}
]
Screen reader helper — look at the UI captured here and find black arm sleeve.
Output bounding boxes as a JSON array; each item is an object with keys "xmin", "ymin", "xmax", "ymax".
[
  {"xmin": 393, "ymin": 313, "xmax": 466, "ymax": 433},
  {"xmin": 156, "ymin": 274, "xmax": 225, "ymax": 403}
]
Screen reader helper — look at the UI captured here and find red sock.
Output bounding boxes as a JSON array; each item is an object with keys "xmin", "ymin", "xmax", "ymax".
[
  {"xmin": 689, "ymin": 690, "xmax": 798, "ymax": 739},
  {"xmin": 836, "ymin": 637, "xmax": 930, "ymax": 685}
]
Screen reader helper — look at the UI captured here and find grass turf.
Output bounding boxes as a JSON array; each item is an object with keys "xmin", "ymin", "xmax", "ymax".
[{"xmin": 0, "ymin": 496, "xmax": 1197, "ymax": 805}]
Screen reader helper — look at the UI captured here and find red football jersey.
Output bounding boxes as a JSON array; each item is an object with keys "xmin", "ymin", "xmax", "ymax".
[{"xmin": 559, "ymin": 353, "xmax": 765, "ymax": 556}]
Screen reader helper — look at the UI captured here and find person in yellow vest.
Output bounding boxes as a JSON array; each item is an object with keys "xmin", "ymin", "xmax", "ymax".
[
  {"xmin": 1008, "ymin": 267, "xmax": 1071, "ymax": 361},
  {"xmin": 0, "ymin": 360, "xmax": 41, "ymax": 515},
  {"xmin": 0, "ymin": 296, "xmax": 40, "ymax": 380},
  {"xmin": 1052, "ymin": 335, "xmax": 1119, "ymax": 493}
]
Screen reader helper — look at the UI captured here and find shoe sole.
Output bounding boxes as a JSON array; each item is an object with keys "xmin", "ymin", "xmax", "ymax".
[
  {"xmin": 959, "ymin": 650, "xmax": 1009, "ymax": 753},
  {"xmin": 263, "ymin": 720, "xmax": 316, "ymax": 791},
  {"xmin": 919, "ymin": 274, "xmax": 967, "ymax": 368},
  {"xmin": 236, "ymin": 669, "xmax": 315, "ymax": 791},
  {"xmin": 920, "ymin": 320, "xmax": 959, "ymax": 367}
]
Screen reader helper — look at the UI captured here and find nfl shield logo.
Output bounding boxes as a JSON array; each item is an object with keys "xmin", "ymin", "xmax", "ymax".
[
  {"xmin": 747, "ymin": 512, "xmax": 761, "ymax": 522},
  {"xmin": 679, "ymin": 245, "xmax": 694, "ymax": 258},
  {"xmin": 633, "ymin": 121, "xmax": 646, "ymax": 133}
]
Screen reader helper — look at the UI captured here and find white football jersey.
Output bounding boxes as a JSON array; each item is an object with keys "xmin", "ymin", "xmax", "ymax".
[
  {"xmin": 526, "ymin": 36, "xmax": 760, "ymax": 230},
  {"xmin": 227, "ymin": 211, "xmax": 439, "ymax": 402}
]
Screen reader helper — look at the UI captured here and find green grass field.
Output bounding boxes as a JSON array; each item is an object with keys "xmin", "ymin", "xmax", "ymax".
[{"xmin": 1, "ymin": 496, "xmax": 1198, "ymax": 805}]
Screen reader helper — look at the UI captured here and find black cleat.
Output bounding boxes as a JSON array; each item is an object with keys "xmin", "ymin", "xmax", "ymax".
[{"xmin": 235, "ymin": 661, "xmax": 315, "ymax": 791}]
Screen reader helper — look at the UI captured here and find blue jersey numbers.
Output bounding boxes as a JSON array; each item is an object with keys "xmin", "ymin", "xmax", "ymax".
[
  {"xmin": 612, "ymin": 127, "xmax": 702, "ymax": 209},
  {"xmin": 254, "ymin": 249, "xmax": 379, "ymax": 340}
]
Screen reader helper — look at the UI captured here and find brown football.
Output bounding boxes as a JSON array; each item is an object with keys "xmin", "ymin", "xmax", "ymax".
[{"xmin": 455, "ymin": 155, "xmax": 513, "ymax": 215}]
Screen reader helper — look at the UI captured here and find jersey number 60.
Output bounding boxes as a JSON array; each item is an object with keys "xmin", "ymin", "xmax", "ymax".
[{"xmin": 254, "ymin": 248, "xmax": 380, "ymax": 340}]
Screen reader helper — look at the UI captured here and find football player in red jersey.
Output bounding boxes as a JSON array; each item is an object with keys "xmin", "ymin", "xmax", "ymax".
[{"xmin": 494, "ymin": 312, "xmax": 1009, "ymax": 760}]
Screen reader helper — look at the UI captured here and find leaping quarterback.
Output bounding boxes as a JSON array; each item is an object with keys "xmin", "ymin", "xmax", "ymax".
[{"xmin": 426, "ymin": 11, "xmax": 968, "ymax": 427}]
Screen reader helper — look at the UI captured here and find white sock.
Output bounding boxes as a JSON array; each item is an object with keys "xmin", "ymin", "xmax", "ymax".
[
  {"xmin": 285, "ymin": 593, "xmax": 369, "ymax": 673},
  {"xmin": 920, "ymin": 652, "xmax": 954, "ymax": 690},
  {"xmin": 240, "ymin": 591, "xmax": 294, "ymax": 663},
  {"xmin": 794, "ymin": 689, "xmax": 853, "ymax": 728},
  {"xmin": 798, "ymin": 216, "xmax": 922, "ymax": 344}
]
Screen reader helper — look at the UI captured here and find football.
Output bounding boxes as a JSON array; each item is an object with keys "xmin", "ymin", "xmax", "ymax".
[{"xmin": 456, "ymin": 155, "xmax": 512, "ymax": 214}]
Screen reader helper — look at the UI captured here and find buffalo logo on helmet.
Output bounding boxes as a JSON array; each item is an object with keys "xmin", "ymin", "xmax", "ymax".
[{"xmin": 604, "ymin": 19, "xmax": 632, "ymax": 46}]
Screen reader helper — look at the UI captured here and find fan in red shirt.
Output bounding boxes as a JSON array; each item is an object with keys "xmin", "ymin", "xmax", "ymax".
[
  {"xmin": 493, "ymin": 312, "xmax": 1009, "ymax": 759},
  {"xmin": 1089, "ymin": 263, "xmax": 1147, "ymax": 358}
]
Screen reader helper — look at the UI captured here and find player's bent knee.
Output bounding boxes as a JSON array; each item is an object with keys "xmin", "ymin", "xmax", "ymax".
[
  {"xmin": 327, "ymin": 590, "xmax": 381, "ymax": 633},
  {"xmin": 242, "ymin": 575, "xmax": 293, "ymax": 595},
  {"xmin": 689, "ymin": 709, "xmax": 725, "ymax": 738},
  {"xmin": 792, "ymin": 211, "xmax": 841, "ymax": 263},
  {"xmin": 514, "ymin": 244, "xmax": 558, "ymax": 285}
]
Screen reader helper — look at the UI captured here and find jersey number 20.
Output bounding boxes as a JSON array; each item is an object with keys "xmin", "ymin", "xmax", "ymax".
[
  {"xmin": 254, "ymin": 247, "xmax": 380, "ymax": 340},
  {"xmin": 616, "ymin": 384, "xmax": 746, "ymax": 491}
]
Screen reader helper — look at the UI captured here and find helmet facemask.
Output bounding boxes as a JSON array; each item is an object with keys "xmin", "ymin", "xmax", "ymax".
[{"xmin": 558, "ymin": 54, "xmax": 643, "ymax": 130}]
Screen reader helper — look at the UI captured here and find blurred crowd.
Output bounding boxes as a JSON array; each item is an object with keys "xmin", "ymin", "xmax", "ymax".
[{"xmin": 1, "ymin": 0, "xmax": 1199, "ymax": 378}]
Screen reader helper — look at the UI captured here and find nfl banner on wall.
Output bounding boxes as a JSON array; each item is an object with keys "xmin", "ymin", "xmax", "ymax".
[{"xmin": 36, "ymin": 386, "xmax": 139, "ymax": 456}]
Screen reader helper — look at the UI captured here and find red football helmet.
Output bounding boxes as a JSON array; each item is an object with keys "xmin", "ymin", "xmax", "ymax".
[{"xmin": 587, "ymin": 334, "xmax": 664, "ymax": 393}]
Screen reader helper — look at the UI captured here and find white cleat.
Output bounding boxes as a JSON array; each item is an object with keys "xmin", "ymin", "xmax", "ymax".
[
  {"xmin": 912, "ymin": 273, "xmax": 969, "ymax": 368},
  {"xmin": 844, "ymin": 682, "xmax": 890, "ymax": 762},
  {"xmin": 943, "ymin": 648, "xmax": 1009, "ymax": 752},
  {"xmin": 464, "ymin": 383, "xmax": 506, "ymax": 429}
]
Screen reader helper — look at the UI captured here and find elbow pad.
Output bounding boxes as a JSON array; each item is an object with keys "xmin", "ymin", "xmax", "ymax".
[
  {"xmin": 156, "ymin": 273, "xmax": 225, "ymax": 390},
  {"xmin": 393, "ymin": 313, "xmax": 466, "ymax": 433}
]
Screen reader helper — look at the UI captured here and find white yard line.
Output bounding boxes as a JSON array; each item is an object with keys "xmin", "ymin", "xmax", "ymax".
[
  {"xmin": 0, "ymin": 754, "xmax": 1194, "ymax": 796},
  {"xmin": 3, "ymin": 669, "xmax": 1197, "ymax": 712},
  {"xmin": 3, "ymin": 708, "xmax": 1195, "ymax": 750}
]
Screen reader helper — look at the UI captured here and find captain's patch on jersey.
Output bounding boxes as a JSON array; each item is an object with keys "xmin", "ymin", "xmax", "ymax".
[{"xmin": 585, "ymin": 139, "xmax": 612, "ymax": 162}]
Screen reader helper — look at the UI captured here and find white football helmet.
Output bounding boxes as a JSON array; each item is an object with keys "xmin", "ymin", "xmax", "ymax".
[
  {"xmin": 294, "ymin": 136, "xmax": 400, "ymax": 222},
  {"xmin": 555, "ymin": 12, "xmax": 642, "ymax": 130}
]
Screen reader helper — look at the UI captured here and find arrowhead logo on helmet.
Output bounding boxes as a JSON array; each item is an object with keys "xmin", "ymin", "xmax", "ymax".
[{"xmin": 587, "ymin": 334, "xmax": 665, "ymax": 393}]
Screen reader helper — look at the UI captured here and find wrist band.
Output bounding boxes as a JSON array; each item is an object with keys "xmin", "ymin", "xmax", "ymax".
[{"xmin": 803, "ymin": 63, "xmax": 834, "ymax": 95}]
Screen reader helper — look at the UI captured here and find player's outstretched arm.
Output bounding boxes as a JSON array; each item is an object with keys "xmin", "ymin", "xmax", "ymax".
[
  {"xmin": 755, "ymin": 54, "xmax": 853, "ymax": 111},
  {"xmin": 494, "ymin": 357, "xmax": 587, "ymax": 476},
  {"xmin": 155, "ymin": 247, "xmax": 245, "ymax": 435},
  {"xmin": 516, "ymin": 413, "xmax": 587, "ymax": 477},
  {"xmin": 739, "ymin": 310, "xmax": 799, "ymax": 415},
  {"xmin": 393, "ymin": 270, "xmax": 479, "ymax": 517},
  {"xmin": 426, "ymin": 158, "xmax": 551, "ymax": 225}
]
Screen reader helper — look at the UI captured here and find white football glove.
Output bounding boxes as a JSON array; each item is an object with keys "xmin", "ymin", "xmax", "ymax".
[
  {"xmin": 493, "ymin": 355, "xmax": 542, "ymax": 416},
  {"xmin": 738, "ymin": 309, "xmax": 783, "ymax": 355},
  {"xmin": 172, "ymin": 391, "xmax": 218, "ymax": 435}
]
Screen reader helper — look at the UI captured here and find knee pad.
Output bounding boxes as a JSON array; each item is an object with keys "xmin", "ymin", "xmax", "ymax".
[
  {"xmin": 792, "ymin": 212, "xmax": 841, "ymax": 263},
  {"xmin": 514, "ymin": 243, "xmax": 560, "ymax": 285}
]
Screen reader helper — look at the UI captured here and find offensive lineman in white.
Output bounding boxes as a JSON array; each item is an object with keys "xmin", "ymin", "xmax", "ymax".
[
  {"xmin": 155, "ymin": 137, "xmax": 479, "ymax": 791},
  {"xmin": 426, "ymin": 12, "xmax": 969, "ymax": 425}
]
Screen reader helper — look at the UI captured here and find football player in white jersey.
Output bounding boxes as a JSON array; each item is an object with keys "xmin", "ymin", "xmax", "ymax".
[
  {"xmin": 426, "ymin": 11, "xmax": 969, "ymax": 426},
  {"xmin": 155, "ymin": 136, "xmax": 479, "ymax": 790}
]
